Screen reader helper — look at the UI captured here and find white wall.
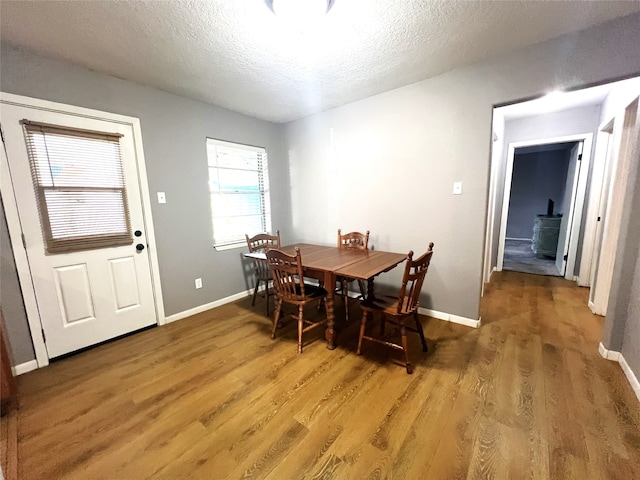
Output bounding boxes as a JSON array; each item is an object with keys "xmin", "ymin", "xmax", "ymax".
[{"xmin": 284, "ymin": 13, "xmax": 640, "ymax": 321}]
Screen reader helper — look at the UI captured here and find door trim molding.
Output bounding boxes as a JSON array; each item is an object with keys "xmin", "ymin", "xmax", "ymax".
[
  {"xmin": 579, "ymin": 123, "xmax": 613, "ymax": 287},
  {"xmin": 497, "ymin": 133, "xmax": 593, "ymax": 281},
  {"xmin": 0, "ymin": 92, "xmax": 165, "ymax": 368},
  {"xmin": 590, "ymin": 97, "xmax": 640, "ymax": 315}
]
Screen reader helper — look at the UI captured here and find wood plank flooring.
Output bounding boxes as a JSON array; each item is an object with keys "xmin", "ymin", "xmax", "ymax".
[{"xmin": 2, "ymin": 271, "xmax": 640, "ymax": 479}]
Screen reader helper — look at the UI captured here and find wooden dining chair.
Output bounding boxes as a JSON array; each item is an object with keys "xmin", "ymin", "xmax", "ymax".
[
  {"xmin": 357, "ymin": 243, "xmax": 434, "ymax": 374},
  {"xmin": 266, "ymin": 247, "xmax": 328, "ymax": 353},
  {"xmin": 336, "ymin": 229, "xmax": 370, "ymax": 321},
  {"xmin": 245, "ymin": 230, "xmax": 280, "ymax": 316}
]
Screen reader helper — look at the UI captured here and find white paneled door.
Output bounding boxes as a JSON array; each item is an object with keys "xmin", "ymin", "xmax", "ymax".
[{"xmin": 1, "ymin": 103, "xmax": 157, "ymax": 358}]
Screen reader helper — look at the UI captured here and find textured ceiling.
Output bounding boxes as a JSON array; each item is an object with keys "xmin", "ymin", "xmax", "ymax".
[{"xmin": 2, "ymin": 0, "xmax": 640, "ymax": 123}]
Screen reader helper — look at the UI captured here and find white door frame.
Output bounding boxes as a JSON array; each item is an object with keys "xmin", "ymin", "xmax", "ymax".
[
  {"xmin": 589, "ymin": 97, "xmax": 640, "ymax": 315},
  {"xmin": 578, "ymin": 121, "xmax": 614, "ymax": 288},
  {"xmin": 496, "ymin": 133, "xmax": 593, "ymax": 280},
  {"xmin": 483, "ymin": 113, "xmax": 504, "ymax": 286},
  {"xmin": 0, "ymin": 92, "xmax": 166, "ymax": 368}
]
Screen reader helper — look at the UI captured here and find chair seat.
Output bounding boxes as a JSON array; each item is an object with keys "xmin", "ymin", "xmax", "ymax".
[
  {"xmin": 360, "ymin": 295, "xmax": 411, "ymax": 316},
  {"xmin": 298, "ymin": 284, "xmax": 327, "ymax": 299}
]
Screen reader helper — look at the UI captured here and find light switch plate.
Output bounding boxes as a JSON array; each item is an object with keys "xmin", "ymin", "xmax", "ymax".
[
  {"xmin": 453, "ymin": 182, "xmax": 463, "ymax": 195},
  {"xmin": 195, "ymin": 278, "xmax": 202, "ymax": 289},
  {"xmin": 157, "ymin": 192, "xmax": 166, "ymax": 203}
]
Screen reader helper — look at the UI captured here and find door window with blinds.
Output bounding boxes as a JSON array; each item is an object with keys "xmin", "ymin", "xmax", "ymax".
[
  {"xmin": 206, "ymin": 138, "xmax": 271, "ymax": 248},
  {"xmin": 22, "ymin": 121, "xmax": 132, "ymax": 254}
]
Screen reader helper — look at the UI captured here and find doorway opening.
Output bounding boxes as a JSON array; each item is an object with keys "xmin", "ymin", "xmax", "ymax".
[
  {"xmin": 503, "ymin": 141, "xmax": 581, "ymax": 277},
  {"xmin": 496, "ymin": 133, "xmax": 591, "ymax": 282}
]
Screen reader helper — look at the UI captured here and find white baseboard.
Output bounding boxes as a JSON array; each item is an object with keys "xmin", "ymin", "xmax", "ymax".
[
  {"xmin": 576, "ymin": 276, "xmax": 590, "ymax": 287},
  {"xmin": 12, "ymin": 359, "xmax": 38, "ymax": 376},
  {"xmin": 599, "ymin": 342, "xmax": 640, "ymax": 403},
  {"xmin": 165, "ymin": 288, "xmax": 255, "ymax": 323},
  {"xmin": 487, "ymin": 266, "xmax": 497, "ymax": 283},
  {"xmin": 598, "ymin": 342, "xmax": 621, "ymax": 361},
  {"xmin": 419, "ymin": 307, "xmax": 481, "ymax": 328},
  {"xmin": 619, "ymin": 354, "xmax": 640, "ymax": 403}
]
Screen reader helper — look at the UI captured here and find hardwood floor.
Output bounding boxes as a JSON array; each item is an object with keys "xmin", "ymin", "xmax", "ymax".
[{"xmin": 2, "ymin": 271, "xmax": 640, "ymax": 479}]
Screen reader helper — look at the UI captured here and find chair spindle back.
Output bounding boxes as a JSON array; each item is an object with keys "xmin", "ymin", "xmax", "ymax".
[
  {"xmin": 246, "ymin": 230, "xmax": 280, "ymax": 280},
  {"xmin": 266, "ymin": 247, "xmax": 307, "ymax": 304},
  {"xmin": 337, "ymin": 229, "xmax": 370, "ymax": 250},
  {"xmin": 396, "ymin": 242, "xmax": 434, "ymax": 315}
]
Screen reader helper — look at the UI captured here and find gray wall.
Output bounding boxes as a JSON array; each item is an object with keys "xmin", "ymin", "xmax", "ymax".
[
  {"xmin": 622, "ymin": 242, "xmax": 640, "ymax": 378},
  {"xmin": 506, "ymin": 150, "xmax": 571, "ymax": 239},
  {"xmin": 490, "ymin": 104, "xmax": 603, "ymax": 276},
  {"xmin": 0, "ymin": 199, "xmax": 36, "ymax": 364},
  {"xmin": 2, "ymin": 13, "xmax": 640, "ymax": 363},
  {"xmin": 285, "ymin": 13, "xmax": 640, "ymax": 320},
  {"xmin": 1, "ymin": 42, "xmax": 291, "ymax": 365}
]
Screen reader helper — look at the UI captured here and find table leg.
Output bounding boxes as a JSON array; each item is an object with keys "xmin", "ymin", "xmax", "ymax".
[
  {"xmin": 367, "ymin": 277, "xmax": 376, "ymax": 300},
  {"xmin": 324, "ymin": 271, "xmax": 336, "ymax": 349}
]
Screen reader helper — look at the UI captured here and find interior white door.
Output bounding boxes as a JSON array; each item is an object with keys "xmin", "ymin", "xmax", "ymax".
[
  {"xmin": 555, "ymin": 142, "xmax": 582, "ymax": 275},
  {"xmin": 1, "ymin": 104, "xmax": 157, "ymax": 358},
  {"xmin": 588, "ymin": 132, "xmax": 614, "ymax": 303}
]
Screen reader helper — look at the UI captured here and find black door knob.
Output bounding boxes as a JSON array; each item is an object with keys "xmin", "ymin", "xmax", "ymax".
[{"xmin": 136, "ymin": 244, "xmax": 145, "ymax": 251}]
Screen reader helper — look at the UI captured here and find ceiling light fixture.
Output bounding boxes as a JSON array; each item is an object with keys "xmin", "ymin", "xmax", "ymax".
[{"xmin": 267, "ymin": 0, "xmax": 335, "ymax": 24}]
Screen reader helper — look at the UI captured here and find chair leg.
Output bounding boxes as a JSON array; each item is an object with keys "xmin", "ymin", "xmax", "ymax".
[
  {"xmin": 271, "ymin": 299, "xmax": 282, "ymax": 339},
  {"xmin": 317, "ymin": 282, "xmax": 325, "ymax": 311},
  {"xmin": 414, "ymin": 311, "xmax": 428, "ymax": 352},
  {"xmin": 252, "ymin": 279, "xmax": 260, "ymax": 306},
  {"xmin": 380, "ymin": 315, "xmax": 386, "ymax": 337},
  {"xmin": 265, "ymin": 280, "xmax": 270, "ymax": 317},
  {"xmin": 357, "ymin": 310, "xmax": 369, "ymax": 355},
  {"xmin": 400, "ymin": 325, "xmax": 413, "ymax": 374},
  {"xmin": 297, "ymin": 305, "xmax": 304, "ymax": 354},
  {"xmin": 342, "ymin": 278, "xmax": 349, "ymax": 322}
]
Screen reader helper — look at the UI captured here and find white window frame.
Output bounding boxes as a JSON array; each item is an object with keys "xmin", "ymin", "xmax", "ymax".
[{"xmin": 206, "ymin": 138, "xmax": 271, "ymax": 251}]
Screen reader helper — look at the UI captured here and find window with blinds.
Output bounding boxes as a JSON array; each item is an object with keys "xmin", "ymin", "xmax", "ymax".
[
  {"xmin": 22, "ymin": 120, "xmax": 133, "ymax": 254},
  {"xmin": 206, "ymin": 138, "xmax": 271, "ymax": 248}
]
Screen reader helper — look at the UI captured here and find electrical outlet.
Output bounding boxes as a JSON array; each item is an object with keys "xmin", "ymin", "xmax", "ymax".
[
  {"xmin": 157, "ymin": 192, "xmax": 166, "ymax": 204},
  {"xmin": 195, "ymin": 278, "xmax": 202, "ymax": 289}
]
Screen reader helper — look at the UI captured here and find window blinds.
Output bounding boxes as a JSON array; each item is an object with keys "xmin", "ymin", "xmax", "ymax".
[
  {"xmin": 22, "ymin": 120, "xmax": 133, "ymax": 253},
  {"xmin": 206, "ymin": 139, "xmax": 271, "ymax": 247}
]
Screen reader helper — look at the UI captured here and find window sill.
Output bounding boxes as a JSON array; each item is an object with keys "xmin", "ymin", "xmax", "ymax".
[{"xmin": 214, "ymin": 242, "xmax": 246, "ymax": 252}]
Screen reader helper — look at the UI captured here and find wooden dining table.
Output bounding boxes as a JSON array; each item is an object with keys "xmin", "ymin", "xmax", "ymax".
[{"xmin": 246, "ymin": 243, "xmax": 407, "ymax": 349}]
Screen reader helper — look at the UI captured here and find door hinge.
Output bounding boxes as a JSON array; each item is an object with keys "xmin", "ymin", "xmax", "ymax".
[
  {"xmin": 21, "ymin": 233, "xmax": 27, "ymax": 249},
  {"xmin": 0, "ymin": 122, "xmax": 5, "ymax": 145},
  {"xmin": 597, "ymin": 216, "xmax": 601, "ymax": 222},
  {"xmin": 578, "ymin": 154, "xmax": 583, "ymax": 161},
  {"xmin": 564, "ymin": 254, "xmax": 568, "ymax": 261},
  {"xmin": 41, "ymin": 329, "xmax": 46, "ymax": 343}
]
